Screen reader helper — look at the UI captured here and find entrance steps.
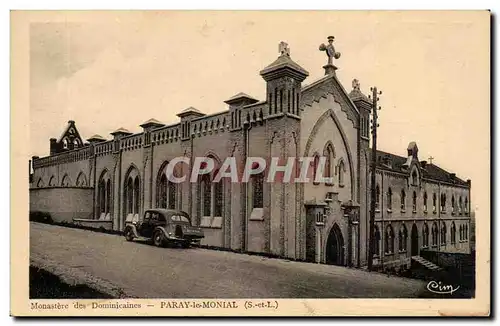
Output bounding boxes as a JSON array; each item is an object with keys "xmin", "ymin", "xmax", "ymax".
[{"xmin": 411, "ymin": 255, "xmax": 443, "ymax": 272}]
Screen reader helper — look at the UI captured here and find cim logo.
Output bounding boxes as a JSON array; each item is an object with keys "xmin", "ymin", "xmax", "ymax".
[{"xmin": 426, "ymin": 281, "xmax": 460, "ymax": 295}]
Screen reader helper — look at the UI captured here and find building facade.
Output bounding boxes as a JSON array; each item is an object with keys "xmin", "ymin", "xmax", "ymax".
[{"xmin": 30, "ymin": 40, "xmax": 472, "ymax": 268}]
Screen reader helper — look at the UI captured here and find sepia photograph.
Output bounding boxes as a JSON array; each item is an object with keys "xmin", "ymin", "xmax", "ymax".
[{"xmin": 10, "ymin": 10, "xmax": 490, "ymax": 316}]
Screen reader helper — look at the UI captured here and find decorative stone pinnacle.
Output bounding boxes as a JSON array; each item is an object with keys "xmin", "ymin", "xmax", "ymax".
[{"xmin": 279, "ymin": 41, "xmax": 290, "ymax": 56}]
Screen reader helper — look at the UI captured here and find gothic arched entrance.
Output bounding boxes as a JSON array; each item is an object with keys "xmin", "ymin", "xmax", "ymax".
[
  {"xmin": 325, "ymin": 224, "xmax": 344, "ymax": 266},
  {"xmin": 411, "ymin": 224, "xmax": 419, "ymax": 256}
]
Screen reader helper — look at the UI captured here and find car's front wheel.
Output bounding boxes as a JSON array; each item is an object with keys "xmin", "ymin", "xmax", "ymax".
[
  {"xmin": 153, "ymin": 230, "xmax": 164, "ymax": 247},
  {"xmin": 124, "ymin": 227, "xmax": 134, "ymax": 242}
]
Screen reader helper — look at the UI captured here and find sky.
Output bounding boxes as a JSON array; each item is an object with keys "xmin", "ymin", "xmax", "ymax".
[{"xmin": 28, "ymin": 11, "xmax": 489, "ymax": 209}]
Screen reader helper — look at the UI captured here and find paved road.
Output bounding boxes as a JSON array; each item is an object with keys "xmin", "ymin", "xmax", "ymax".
[{"xmin": 30, "ymin": 222, "xmax": 428, "ymax": 298}]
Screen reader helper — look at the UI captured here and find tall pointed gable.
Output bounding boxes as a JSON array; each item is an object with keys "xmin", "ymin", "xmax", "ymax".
[
  {"xmin": 52, "ymin": 120, "xmax": 84, "ymax": 153},
  {"xmin": 300, "ymin": 73, "xmax": 360, "ymax": 126}
]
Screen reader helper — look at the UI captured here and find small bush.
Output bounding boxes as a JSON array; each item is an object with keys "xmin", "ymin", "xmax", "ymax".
[{"xmin": 29, "ymin": 211, "xmax": 53, "ymax": 224}]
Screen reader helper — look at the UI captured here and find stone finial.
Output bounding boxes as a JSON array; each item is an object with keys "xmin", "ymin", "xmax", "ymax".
[
  {"xmin": 279, "ymin": 41, "xmax": 290, "ymax": 56},
  {"xmin": 352, "ymin": 79, "xmax": 360, "ymax": 91}
]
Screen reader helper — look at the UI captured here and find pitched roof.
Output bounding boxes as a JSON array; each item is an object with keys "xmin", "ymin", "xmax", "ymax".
[
  {"xmin": 260, "ymin": 54, "xmax": 309, "ymax": 80},
  {"xmin": 110, "ymin": 127, "xmax": 132, "ymax": 136},
  {"xmin": 348, "ymin": 88, "xmax": 370, "ymax": 102},
  {"xmin": 176, "ymin": 106, "xmax": 205, "ymax": 118},
  {"xmin": 375, "ymin": 150, "xmax": 468, "ymax": 186},
  {"xmin": 224, "ymin": 92, "xmax": 259, "ymax": 105},
  {"xmin": 87, "ymin": 134, "xmax": 106, "ymax": 142},
  {"xmin": 140, "ymin": 118, "xmax": 165, "ymax": 128}
]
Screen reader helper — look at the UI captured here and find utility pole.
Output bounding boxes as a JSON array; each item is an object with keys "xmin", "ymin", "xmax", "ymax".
[{"xmin": 367, "ymin": 86, "xmax": 382, "ymax": 271}]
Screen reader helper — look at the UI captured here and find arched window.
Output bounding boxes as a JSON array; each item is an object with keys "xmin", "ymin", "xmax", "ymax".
[
  {"xmin": 451, "ymin": 195, "xmax": 456, "ymax": 214},
  {"xmin": 440, "ymin": 221, "xmax": 447, "ymax": 245},
  {"xmin": 465, "ymin": 224, "xmax": 468, "ymax": 240},
  {"xmin": 387, "ymin": 188, "xmax": 392, "ymax": 210},
  {"xmin": 338, "ymin": 159, "xmax": 345, "ymax": 186},
  {"xmin": 375, "ymin": 184, "xmax": 380, "ymax": 210},
  {"xmin": 323, "ymin": 143, "xmax": 334, "ymax": 182},
  {"xmin": 48, "ymin": 176, "xmax": 56, "ymax": 187},
  {"xmin": 123, "ymin": 167, "xmax": 140, "ymax": 217},
  {"xmin": 464, "ymin": 197, "xmax": 469, "ymax": 215},
  {"xmin": 422, "ymin": 223, "xmax": 429, "ymax": 248},
  {"xmin": 312, "ymin": 154, "xmax": 320, "ymax": 183},
  {"xmin": 385, "ymin": 225, "xmax": 394, "ymax": 254},
  {"xmin": 133, "ymin": 177, "xmax": 140, "ymax": 214},
  {"xmin": 432, "ymin": 193, "xmax": 437, "ymax": 213},
  {"xmin": 157, "ymin": 166, "xmax": 177, "ymax": 210},
  {"xmin": 201, "ymin": 174, "xmax": 211, "ymax": 217},
  {"xmin": 374, "ymin": 225, "xmax": 381, "ymax": 257},
  {"xmin": 62, "ymin": 138, "xmax": 68, "ymax": 149},
  {"xmin": 252, "ymin": 172, "xmax": 264, "ymax": 209},
  {"xmin": 441, "ymin": 193, "xmax": 447, "ymax": 212},
  {"xmin": 431, "ymin": 222, "xmax": 438, "ymax": 247},
  {"xmin": 459, "ymin": 224, "xmax": 464, "ymax": 241},
  {"xmin": 76, "ymin": 172, "xmax": 87, "ymax": 187},
  {"xmin": 199, "ymin": 156, "xmax": 224, "ymax": 219},
  {"xmin": 459, "ymin": 196, "xmax": 463, "ymax": 214},
  {"xmin": 451, "ymin": 222, "xmax": 456, "ymax": 244},
  {"xmin": 400, "ymin": 190, "xmax": 406, "ymax": 210},
  {"xmin": 97, "ymin": 170, "xmax": 112, "ymax": 218},
  {"xmin": 126, "ymin": 178, "xmax": 133, "ymax": 214},
  {"xmin": 399, "ymin": 224, "xmax": 408, "ymax": 252},
  {"xmin": 423, "ymin": 192, "xmax": 428, "ymax": 212},
  {"xmin": 61, "ymin": 174, "xmax": 71, "ymax": 187},
  {"xmin": 36, "ymin": 178, "xmax": 44, "ymax": 188},
  {"xmin": 412, "ymin": 191, "xmax": 417, "ymax": 212}
]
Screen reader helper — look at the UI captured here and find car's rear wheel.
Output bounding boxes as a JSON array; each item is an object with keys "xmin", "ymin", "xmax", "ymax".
[
  {"xmin": 124, "ymin": 227, "xmax": 134, "ymax": 242},
  {"xmin": 153, "ymin": 230, "xmax": 164, "ymax": 247}
]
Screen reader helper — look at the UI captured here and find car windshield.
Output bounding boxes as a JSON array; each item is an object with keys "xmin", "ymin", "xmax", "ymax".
[{"xmin": 171, "ymin": 215, "xmax": 191, "ymax": 224}]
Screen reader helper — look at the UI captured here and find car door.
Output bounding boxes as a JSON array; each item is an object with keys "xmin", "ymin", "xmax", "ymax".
[{"xmin": 139, "ymin": 211, "xmax": 153, "ymax": 237}]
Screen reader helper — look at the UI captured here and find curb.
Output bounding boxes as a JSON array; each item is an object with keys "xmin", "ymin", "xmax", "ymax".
[{"xmin": 30, "ymin": 254, "xmax": 131, "ymax": 299}]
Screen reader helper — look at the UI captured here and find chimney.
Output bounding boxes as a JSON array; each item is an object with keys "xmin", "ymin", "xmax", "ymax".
[{"xmin": 49, "ymin": 138, "xmax": 57, "ymax": 155}]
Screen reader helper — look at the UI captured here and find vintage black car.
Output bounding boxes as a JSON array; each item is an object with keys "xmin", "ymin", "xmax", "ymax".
[{"xmin": 123, "ymin": 209, "xmax": 204, "ymax": 248}]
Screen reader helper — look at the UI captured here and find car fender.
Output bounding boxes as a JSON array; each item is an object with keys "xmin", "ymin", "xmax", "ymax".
[
  {"xmin": 154, "ymin": 226, "xmax": 170, "ymax": 239},
  {"xmin": 124, "ymin": 224, "xmax": 140, "ymax": 238}
]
